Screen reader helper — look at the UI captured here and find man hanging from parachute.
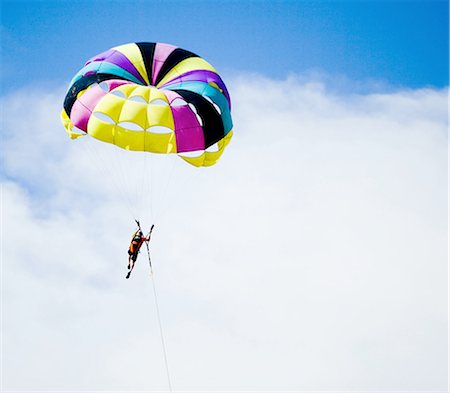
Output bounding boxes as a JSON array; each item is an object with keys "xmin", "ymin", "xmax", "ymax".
[
  {"xmin": 60, "ymin": 42, "xmax": 233, "ymax": 282},
  {"xmin": 126, "ymin": 221, "xmax": 155, "ymax": 279}
]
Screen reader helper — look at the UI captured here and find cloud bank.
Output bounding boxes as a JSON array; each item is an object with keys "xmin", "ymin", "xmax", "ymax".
[{"xmin": 1, "ymin": 75, "xmax": 448, "ymax": 391}]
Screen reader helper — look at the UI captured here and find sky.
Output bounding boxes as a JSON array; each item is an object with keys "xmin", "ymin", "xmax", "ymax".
[
  {"xmin": 1, "ymin": 0, "xmax": 448, "ymax": 92},
  {"xmin": 1, "ymin": 1, "xmax": 449, "ymax": 392}
]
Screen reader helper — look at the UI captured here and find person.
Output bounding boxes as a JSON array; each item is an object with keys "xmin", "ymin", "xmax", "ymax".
[{"xmin": 126, "ymin": 222, "xmax": 154, "ymax": 279}]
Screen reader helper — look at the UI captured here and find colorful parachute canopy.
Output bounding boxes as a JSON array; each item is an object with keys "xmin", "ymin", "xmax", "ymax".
[{"xmin": 61, "ymin": 42, "xmax": 233, "ymax": 167}]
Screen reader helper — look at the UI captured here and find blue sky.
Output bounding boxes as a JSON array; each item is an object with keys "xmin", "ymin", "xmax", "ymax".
[{"xmin": 1, "ymin": 0, "xmax": 448, "ymax": 93}]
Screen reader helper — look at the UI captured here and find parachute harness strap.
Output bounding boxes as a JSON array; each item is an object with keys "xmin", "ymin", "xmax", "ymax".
[{"xmin": 146, "ymin": 242, "xmax": 172, "ymax": 393}]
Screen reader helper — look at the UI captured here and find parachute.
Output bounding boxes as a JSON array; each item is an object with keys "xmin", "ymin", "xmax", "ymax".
[{"xmin": 61, "ymin": 42, "xmax": 233, "ymax": 167}]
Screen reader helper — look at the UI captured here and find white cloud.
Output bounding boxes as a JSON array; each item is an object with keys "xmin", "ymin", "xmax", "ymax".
[{"xmin": 1, "ymin": 76, "xmax": 448, "ymax": 391}]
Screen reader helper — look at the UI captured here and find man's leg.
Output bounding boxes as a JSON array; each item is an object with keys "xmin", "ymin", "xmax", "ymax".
[{"xmin": 126, "ymin": 257, "xmax": 136, "ymax": 279}]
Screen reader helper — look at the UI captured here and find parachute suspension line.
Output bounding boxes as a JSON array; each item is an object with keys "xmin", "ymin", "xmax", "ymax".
[
  {"xmin": 144, "ymin": 145, "xmax": 157, "ymax": 223},
  {"xmin": 116, "ymin": 147, "xmax": 140, "ymax": 219},
  {"xmin": 145, "ymin": 244, "xmax": 172, "ymax": 393},
  {"xmin": 153, "ymin": 155, "xmax": 178, "ymax": 224},
  {"xmin": 106, "ymin": 122, "xmax": 140, "ymax": 220},
  {"xmin": 142, "ymin": 151, "xmax": 149, "ymax": 222},
  {"xmin": 83, "ymin": 139, "xmax": 137, "ymax": 220},
  {"xmin": 139, "ymin": 131, "xmax": 149, "ymax": 224},
  {"xmin": 149, "ymin": 151, "xmax": 154, "ymax": 223},
  {"xmin": 102, "ymin": 143, "xmax": 138, "ymax": 219},
  {"xmin": 155, "ymin": 158, "xmax": 203, "ymax": 225},
  {"xmin": 109, "ymin": 147, "xmax": 139, "ymax": 220},
  {"xmin": 139, "ymin": 146, "xmax": 154, "ymax": 225},
  {"xmin": 142, "ymin": 105, "xmax": 154, "ymax": 225}
]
